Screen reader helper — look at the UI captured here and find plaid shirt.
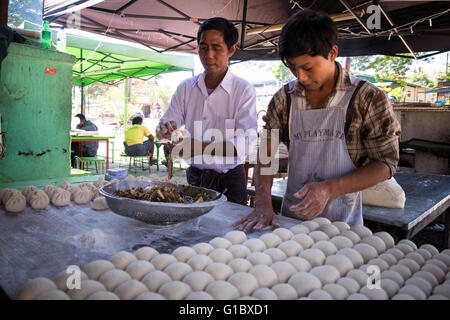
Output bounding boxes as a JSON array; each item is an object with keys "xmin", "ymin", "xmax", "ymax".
[{"xmin": 263, "ymin": 62, "xmax": 401, "ymax": 177}]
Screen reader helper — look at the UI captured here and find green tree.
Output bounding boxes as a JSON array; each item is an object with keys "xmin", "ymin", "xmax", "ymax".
[
  {"xmin": 7, "ymin": 0, "xmax": 43, "ymax": 27},
  {"xmin": 410, "ymin": 70, "xmax": 435, "ymax": 88},
  {"xmin": 269, "ymin": 62, "xmax": 295, "ymax": 81},
  {"xmin": 351, "ymin": 55, "xmax": 413, "ymax": 85}
]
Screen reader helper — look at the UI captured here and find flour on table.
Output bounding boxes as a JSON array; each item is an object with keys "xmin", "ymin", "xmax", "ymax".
[{"xmin": 70, "ymin": 229, "xmax": 109, "ymax": 248}]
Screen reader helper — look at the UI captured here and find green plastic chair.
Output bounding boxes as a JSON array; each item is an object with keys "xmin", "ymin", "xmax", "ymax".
[{"xmin": 75, "ymin": 156, "xmax": 106, "ymax": 174}]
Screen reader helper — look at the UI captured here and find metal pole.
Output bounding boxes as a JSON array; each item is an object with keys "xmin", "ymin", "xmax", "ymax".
[
  {"xmin": 124, "ymin": 78, "xmax": 129, "ymax": 131},
  {"xmin": 446, "ymin": 52, "xmax": 449, "ymax": 79},
  {"xmin": 0, "ymin": 0, "xmax": 9, "ymax": 25}
]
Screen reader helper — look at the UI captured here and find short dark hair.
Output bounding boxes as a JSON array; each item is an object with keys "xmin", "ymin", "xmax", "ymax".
[
  {"xmin": 75, "ymin": 113, "xmax": 86, "ymax": 121},
  {"xmin": 197, "ymin": 17, "xmax": 238, "ymax": 50},
  {"xmin": 132, "ymin": 116, "xmax": 143, "ymax": 125},
  {"xmin": 278, "ymin": 10, "xmax": 338, "ymax": 65}
]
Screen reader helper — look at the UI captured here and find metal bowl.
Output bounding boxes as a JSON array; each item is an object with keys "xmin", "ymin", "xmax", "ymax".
[{"xmin": 100, "ymin": 180, "xmax": 227, "ymax": 224}]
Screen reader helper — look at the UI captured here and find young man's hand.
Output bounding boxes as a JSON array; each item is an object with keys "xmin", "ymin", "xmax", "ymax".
[
  {"xmin": 289, "ymin": 181, "xmax": 332, "ymax": 220},
  {"xmin": 232, "ymin": 207, "xmax": 280, "ymax": 234},
  {"xmin": 156, "ymin": 121, "xmax": 177, "ymax": 140}
]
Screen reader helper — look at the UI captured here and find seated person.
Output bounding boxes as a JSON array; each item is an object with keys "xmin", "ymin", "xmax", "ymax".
[
  {"xmin": 124, "ymin": 116, "xmax": 157, "ymax": 165},
  {"xmin": 71, "ymin": 113, "xmax": 99, "ymax": 167}
]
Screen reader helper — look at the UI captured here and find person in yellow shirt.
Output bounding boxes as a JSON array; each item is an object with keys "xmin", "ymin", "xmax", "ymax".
[{"xmin": 124, "ymin": 116, "xmax": 157, "ymax": 165}]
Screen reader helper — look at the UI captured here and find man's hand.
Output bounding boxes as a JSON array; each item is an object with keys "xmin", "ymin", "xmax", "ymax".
[
  {"xmin": 232, "ymin": 207, "xmax": 280, "ymax": 234},
  {"xmin": 156, "ymin": 121, "xmax": 177, "ymax": 140},
  {"xmin": 147, "ymin": 134, "xmax": 155, "ymax": 141},
  {"xmin": 289, "ymin": 181, "xmax": 332, "ymax": 220}
]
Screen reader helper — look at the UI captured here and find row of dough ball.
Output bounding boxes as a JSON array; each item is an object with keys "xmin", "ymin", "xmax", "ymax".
[
  {"xmin": 16, "ymin": 218, "xmax": 450, "ymax": 300},
  {"xmin": 0, "ymin": 178, "xmax": 112, "ymax": 213}
]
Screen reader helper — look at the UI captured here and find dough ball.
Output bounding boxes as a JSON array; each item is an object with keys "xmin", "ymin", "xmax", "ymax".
[
  {"xmin": 386, "ymin": 248, "xmax": 405, "ymax": 261},
  {"xmin": 398, "ymin": 285, "xmax": 427, "ymax": 300},
  {"xmin": 340, "ymin": 230, "xmax": 361, "ymax": 244},
  {"xmin": 292, "ymin": 234, "xmax": 314, "ymax": 249},
  {"xmin": 51, "ymin": 188, "xmax": 71, "ymax": 207},
  {"xmin": 378, "ymin": 253, "xmax": 398, "ymax": 267},
  {"xmin": 310, "ymin": 265, "xmax": 340, "ymax": 285},
  {"xmin": 192, "ymin": 242, "xmax": 214, "ymax": 255},
  {"xmin": 271, "ymin": 261, "xmax": 296, "ymax": 283},
  {"xmin": 125, "ymin": 260, "xmax": 155, "ymax": 281},
  {"xmin": 209, "ymin": 237, "xmax": 232, "ymax": 249},
  {"xmin": 398, "ymin": 258, "xmax": 421, "ymax": 274},
  {"xmin": 390, "ymin": 265, "xmax": 412, "ymax": 281},
  {"xmin": 346, "ymin": 293, "xmax": 369, "ymax": 300},
  {"xmin": 346, "ymin": 269, "xmax": 369, "ymax": 288},
  {"xmin": 249, "ymin": 265, "xmax": 278, "ymax": 288},
  {"xmin": 415, "ymin": 248, "xmax": 433, "ymax": 261},
  {"xmin": 5, "ymin": 193, "xmax": 26, "ymax": 213},
  {"xmin": 205, "ymin": 280, "xmax": 239, "ymax": 300},
  {"xmin": 330, "ymin": 236, "xmax": 354, "ymax": 250},
  {"xmin": 16, "ymin": 277, "xmax": 57, "ymax": 300},
  {"xmin": 285, "ymin": 256, "xmax": 312, "ymax": 272},
  {"xmin": 259, "ymin": 233, "xmax": 282, "ymax": 248},
  {"xmin": 359, "ymin": 286, "xmax": 388, "ymax": 300},
  {"xmin": 435, "ymin": 253, "xmax": 450, "ymax": 268},
  {"xmin": 172, "ymin": 246, "xmax": 196, "ymax": 262},
  {"xmin": 73, "ymin": 186, "xmax": 93, "ymax": 205},
  {"xmin": 53, "ymin": 269, "xmax": 88, "ymax": 292},
  {"xmin": 134, "ymin": 246, "xmax": 159, "ymax": 261},
  {"xmin": 113, "ymin": 279, "xmax": 148, "ymax": 300},
  {"xmin": 395, "ymin": 243, "xmax": 414, "ymax": 255},
  {"xmin": 391, "ymin": 293, "xmax": 415, "ymax": 300},
  {"xmin": 251, "ymin": 288, "xmax": 278, "ymax": 300},
  {"xmin": 350, "ymin": 225, "xmax": 372, "ymax": 239},
  {"xmin": 87, "ymin": 291, "xmax": 120, "ymax": 300},
  {"xmin": 367, "ymin": 258, "xmax": 390, "ymax": 272},
  {"xmin": 289, "ymin": 224, "xmax": 310, "ymax": 235},
  {"xmin": 272, "ymin": 228, "xmax": 294, "ymax": 241},
  {"xmin": 331, "ymin": 221, "xmax": 350, "ymax": 232},
  {"xmin": 318, "ymin": 224, "xmax": 340, "ymax": 238},
  {"xmin": 425, "ymin": 258, "xmax": 448, "ymax": 274},
  {"xmin": 67, "ymin": 280, "xmax": 105, "ymax": 300},
  {"xmin": 413, "ymin": 270, "xmax": 439, "ymax": 288},
  {"xmin": 30, "ymin": 190, "xmax": 49, "ymax": 210},
  {"xmin": 325, "ymin": 254, "xmax": 354, "ymax": 277},
  {"xmin": 0, "ymin": 188, "xmax": 20, "ymax": 204},
  {"xmin": 301, "ymin": 221, "xmax": 320, "ymax": 232},
  {"xmin": 208, "ymin": 248, "xmax": 233, "ymax": 264},
  {"xmin": 163, "ymin": 262, "xmax": 193, "ymax": 281},
  {"xmin": 398, "ymin": 239, "xmax": 418, "ymax": 251},
  {"xmin": 141, "ymin": 270, "xmax": 171, "ymax": 292},
  {"xmin": 312, "ymin": 240, "xmax": 338, "ymax": 257},
  {"xmin": 228, "ymin": 258, "xmax": 253, "ymax": 273},
  {"xmin": 91, "ymin": 197, "xmax": 108, "ymax": 210},
  {"xmin": 308, "ymin": 289, "xmax": 334, "ymax": 300},
  {"xmin": 322, "ymin": 283, "xmax": 349, "ymax": 300},
  {"xmin": 150, "ymin": 253, "xmax": 177, "ymax": 270},
  {"xmin": 110, "ymin": 251, "xmax": 138, "ymax": 270},
  {"xmin": 428, "ymin": 294, "xmax": 449, "ymax": 300},
  {"xmin": 82, "ymin": 259, "xmax": 115, "ymax": 280},
  {"xmin": 158, "ymin": 281, "xmax": 191, "ymax": 300},
  {"xmin": 224, "ymin": 230, "xmax": 247, "ymax": 245},
  {"xmin": 380, "ymin": 278, "xmax": 400, "ymax": 298},
  {"xmin": 360, "ymin": 235, "xmax": 387, "ymax": 254},
  {"xmin": 247, "ymin": 252, "xmax": 272, "ymax": 266},
  {"xmin": 228, "ymin": 272, "xmax": 259, "ymax": 296},
  {"xmin": 187, "ymin": 254, "xmax": 213, "ymax": 271},
  {"xmin": 337, "ymin": 248, "xmax": 364, "ymax": 269},
  {"xmin": 35, "ymin": 289, "xmax": 70, "ymax": 300},
  {"xmin": 21, "ymin": 185, "xmax": 38, "ymax": 200},
  {"xmin": 272, "ymin": 283, "xmax": 298, "ymax": 300},
  {"xmin": 243, "ymin": 238, "xmax": 267, "ymax": 252},
  {"xmin": 228, "ymin": 244, "xmax": 251, "ymax": 259},
  {"xmin": 42, "ymin": 185, "xmax": 57, "ymax": 199},
  {"xmin": 309, "ymin": 231, "xmax": 330, "ymax": 243},
  {"xmin": 421, "ymin": 264, "xmax": 445, "ymax": 283},
  {"xmin": 432, "ymin": 285, "xmax": 450, "ymax": 299},
  {"xmin": 69, "ymin": 186, "xmax": 80, "ymax": 201},
  {"xmin": 405, "ymin": 277, "xmax": 433, "ymax": 297},
  {"xmin": 312, "ymin": 217, "xmax": 331, "ymax": 226},
  {"xmin": 373, "ymin": 231, "xmax": 395, "ymax": 249},
  {"xmin": 59, "ymin": 181, "xmax": 72, "ymax": 191},
  {"xmin": 185, "ymin": 291, "xmax": 214, "ymax": 300},
  {"xmin": 205, "ymin": 262, "xmax": 233, "ymax": 281},
  {"xmin": 353, "ymin": 243, "xmax": 378, "ymax": 264},
  {"xmin": 264, "ymin": 248, "xmax": 287, "ymax": 263},
  {"xmin": 98, "ymin": 269, "xmax": 131, "ymax": 291},
  {"xmin": 134, "ymin": 292, "xmax": 165, "ymax": 300},
  {"xmin": 405, "ymin": 252, "xmax": 425, "ymax": 267},
  {"xmin": 183, "ymin": 271, "xmax": 215, "ymax": 291},
  {"xmin": 299, "ymin": 248, "xmax": 326, "ymax": 267},
  {"xmin": 336, "ymin": 277, "xmax": 360, "ymax": 295},
  {"xmin": 288, "ymin": 272, "xmax": 322, "ymax": 297},
  {"xmin": 277, "ymin": 240, "xmax": 303, "ymax": 257}
]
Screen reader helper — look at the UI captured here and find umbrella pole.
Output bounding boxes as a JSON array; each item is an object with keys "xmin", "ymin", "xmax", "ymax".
[{"xmin": 124, "ymin": 78, "xmax": 129, "ymax": 131}]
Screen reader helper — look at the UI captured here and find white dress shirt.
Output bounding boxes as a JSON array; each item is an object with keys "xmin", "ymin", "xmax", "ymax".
[{"xmin": 160, "ymin": 68, "xmax": 257, "ymax": 173}]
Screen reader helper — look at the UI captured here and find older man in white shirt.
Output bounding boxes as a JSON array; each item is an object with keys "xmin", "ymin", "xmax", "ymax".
[{"xmin": 157, "ymin": 17, "xmax": 257, "ymax": 205}]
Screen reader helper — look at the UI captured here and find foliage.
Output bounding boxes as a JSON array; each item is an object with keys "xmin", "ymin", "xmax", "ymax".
[
  {"xmin": 268, "ymin": 62, "xmax": 295, "ymax": 81},
  {"xmin": 410, "ymin": 70, "xmax": 435, "ymax": 88},
  {"xmin": 7, "ymin": 0, "xmax": 43, "ymax": 27}
]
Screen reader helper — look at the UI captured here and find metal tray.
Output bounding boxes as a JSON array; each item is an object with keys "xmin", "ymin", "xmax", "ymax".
[{"xmin": 100, "ymin": 180, "xmax": 227, "ymax": 224}]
